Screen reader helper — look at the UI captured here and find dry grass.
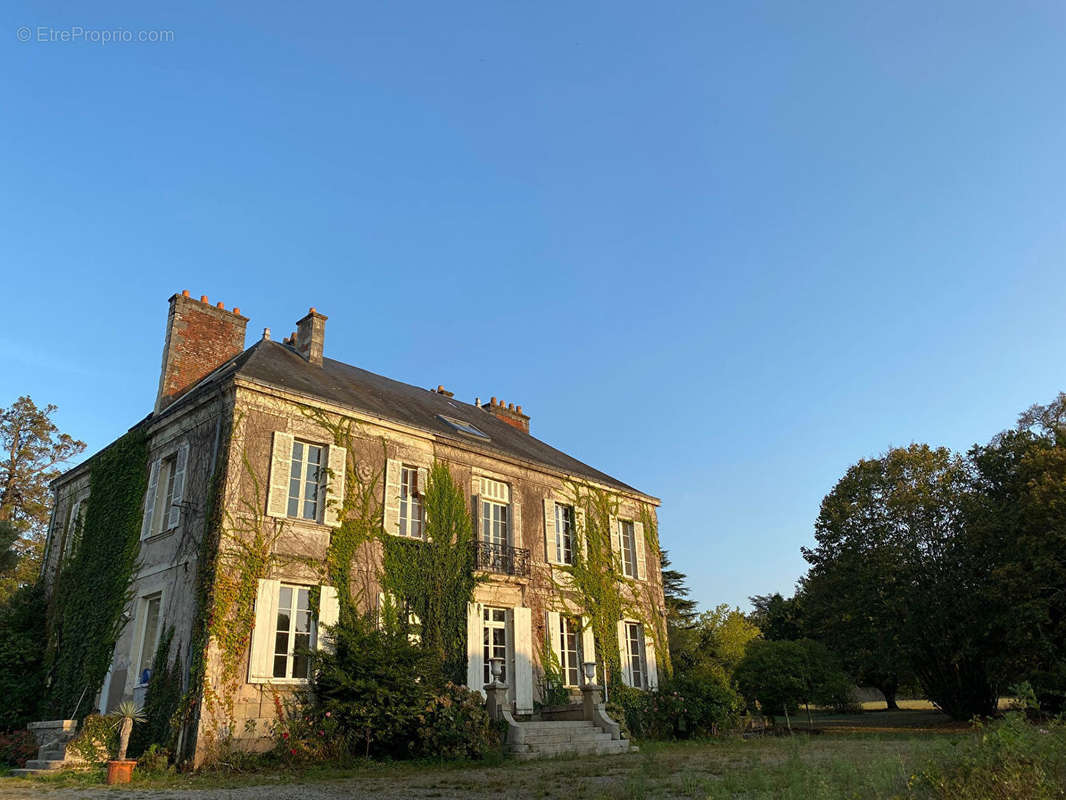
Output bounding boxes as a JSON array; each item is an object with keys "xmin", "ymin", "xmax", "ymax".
[{"xmin": 0, "ymin": 710, "xmax": 972, "ymax": 799}]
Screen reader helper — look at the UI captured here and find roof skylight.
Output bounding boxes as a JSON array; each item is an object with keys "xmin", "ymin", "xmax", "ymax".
[{"xmin": 438, "ymin": 415, "xmax": 490, "ymax": 440}]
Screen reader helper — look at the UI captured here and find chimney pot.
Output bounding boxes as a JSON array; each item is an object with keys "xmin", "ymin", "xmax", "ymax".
[
  {"xmin": 182, "ymin": 289, "xmax": 190, "ymax": 297},
  {"xmin": 216, "ymin": 301, "xmax": 224, "ymax": 309},
  {"xmin": 263, "ymin": 327, "xmax": 271, "ymax": 340},
  {"xmin": 200, "ymin": 295, "xmax": 208, "ymax": 303},
  {"xmin": 233, "ymin": 307, "xmax": 240, "ymax": 315},
  {"xmin": 491, "ymin": 397, "xmax": 497, "ymax": 406}
]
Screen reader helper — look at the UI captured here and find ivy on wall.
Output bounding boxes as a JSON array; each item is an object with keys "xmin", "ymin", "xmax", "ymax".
[
  {"xmin": 551, "ymin": 481, "xmax": 667, "ymax": 689},
  {"xmin": 381, "ymin": 461, "xmax": 480, "ymax": 684},
  {"xmin": 45, "ymin": 427, "xmax": 149, "ymax": 719}
]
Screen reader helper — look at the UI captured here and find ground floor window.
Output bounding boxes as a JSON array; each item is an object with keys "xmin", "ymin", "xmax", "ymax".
[
  {"xmin": 483, "ymin": 606, "xmax": 508, "ymax": 685},
  {"xmin": 625, "ymin": 621, "xmax": 647, "ymax": 689},
  {"xmin": 559, "ymin": 616, "xmax": 582, "ymax": 687},
  {"xmin": 274, "ymin": 584, "xmax": 314, "ymax": 679}
]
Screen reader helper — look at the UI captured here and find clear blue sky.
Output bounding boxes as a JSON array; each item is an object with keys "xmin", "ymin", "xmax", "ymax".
[{"xmin": 3, "ymin": 1, "xmax": 1065, "ymax": 612}]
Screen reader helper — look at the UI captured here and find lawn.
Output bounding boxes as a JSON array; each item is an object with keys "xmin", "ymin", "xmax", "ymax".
[{"xmin": 0, "ymin": 711, "xmax": 976, "ymax": 799}]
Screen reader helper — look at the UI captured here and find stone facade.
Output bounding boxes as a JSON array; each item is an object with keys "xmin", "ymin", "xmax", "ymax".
[{"xmin": 44, "ymin": 292, "xmax": 665, "ymax": 767}]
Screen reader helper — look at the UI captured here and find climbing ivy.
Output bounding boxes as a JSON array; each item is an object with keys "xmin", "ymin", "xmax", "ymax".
[
  {"xmin": 550, "ymin": 481, "xmax": 667, "ymax": 689},
  {"xmin": 381, "ymin": 461, "xmax": 481, "ymax": 684},
  {"xmin": 302, "ymin": 410, "xmax": 383, "ymax": 623},
  {"xmin": 45, "ymin": 427, "xmax": 149, "ymax": 719},
  {"xmin": 129, "ymin": 626, "xmax": 182, "ymax": 758}
]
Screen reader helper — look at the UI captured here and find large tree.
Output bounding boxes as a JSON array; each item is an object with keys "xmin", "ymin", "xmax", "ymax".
[
  {"xmin": 0, "ymin": 396, "xmax": 85, "ymax": 596},
  {"xmin": 661, "ymin": 550, "xmax": 701, "ymax": 674},
  {"xmin": 800, "ymin": 444, "xmax": 995, "ymax": 717},
  {"xmin": 964, "ymin": 395, "xmax": 1066, "ymax": 712},
  {"xmin": 748, "ymin": 592, "xmax": 805, "ymax": 642}
]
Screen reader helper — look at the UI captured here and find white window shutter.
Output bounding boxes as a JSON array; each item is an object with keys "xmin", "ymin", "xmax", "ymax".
[
  {"xmin": 248, "ymin": 578, "xmax": 280, "ymax": 682},
  {"xmin": 383, "ymin": 458, "xmax": 401, "ymax": 536},
  {"xmin": 167, "ymin": 443, "xmax": 189, "ymax": 530},
  {"xmin": 317, "ymin": 585, "xmax": 339, "ymax": 651},
  {"xmin": 616, "ymin": 620, "xmax": 630, "ymax": 687},
  {"xmin": 466, "ymin": 602, "xmax": 484, "ymax": 695},
  {"xmin": 471, "ymin": 492, "xmax": 482, "ymax": 541},
  {"xmin": 546, "ymin": 611, "xmax": 561, "ymax": 663},
  {"xmin": 266, "ymin": 432, "xmax": 294, "ymax": 519},
  {"xmin": 511, "ymin": 498, "xmax": 522, "ymax": 548},
  {"xmin": 543, "ymin": 499, "xmax": 557, "ymax": 565},
  {"xmin": 581, "ymin": 615, "xmax": 596, "ymax": 671},
  {"xmin": 608, "ymin": 515, "xmax": 620, "ymax": 556},
  {"xmin": 416, "ymin": 466, "xmax": 429, "ymax": 496},
  {"xmin": 513, "ymin": 606, "xmax": 534, "ymax": 714},
  {"xmin": 141, "ymin": 459, "xmax": 160, "ymax": 539},
  {"xmin": 575, "ymin": 506, "xmax": 587, "ymax": 560},
  {"xmin": 645, "ymin": 629, "xmax": 659, "ymax": 690},
  {"xmin": 323, "ymin": 445, "xmax": 347, "ymax": 528},
  {"xmin": 633, "ymin": 520, "xmax": 647, "ymax": 581}
]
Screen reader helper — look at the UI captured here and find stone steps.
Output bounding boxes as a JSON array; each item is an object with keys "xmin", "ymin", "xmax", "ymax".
[{"xmin": 509, "ymin": 720, "xmax": 636, "ymax": 760}]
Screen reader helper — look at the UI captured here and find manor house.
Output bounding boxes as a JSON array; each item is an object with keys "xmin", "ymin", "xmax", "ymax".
[{"xmin": 43, "ymin": 291, "xmax": 666, "ymax": 764}]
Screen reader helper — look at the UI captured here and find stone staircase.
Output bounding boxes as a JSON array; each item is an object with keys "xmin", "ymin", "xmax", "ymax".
[
  {"xmin": 10, "ymin": 720, "xmax": 86, "ymax": 777},
  {"xmin": 508, "ymin": 720, "xmax": 636, "ymax": 760}
]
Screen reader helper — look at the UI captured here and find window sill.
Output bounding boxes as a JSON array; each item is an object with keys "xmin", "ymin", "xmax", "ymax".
[
  {"xmin": 249, "ymin": 677, "xmax": 310, "ymax": 686},
  {"xmin": 141, "ymin": 527, "xmax": 178, "ymax": 543}
]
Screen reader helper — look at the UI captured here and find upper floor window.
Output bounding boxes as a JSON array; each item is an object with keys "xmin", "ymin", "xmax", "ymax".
[
  {"xmin": 624, "ymin": 621, "xmax": 647, "ymax": 690},
  {"xmin": 273, "ymin": 584, "xmax": 314, "ymax": 680},
  {"xmin": 480, "ymin": 478, "xmax": 510, "ymax": 547},
  {"xmin": 554, "ymin": 503, "xmax": 574, "ymax": 565},
  {"xmin": 399, "ymin": 466, "xmax": 425, "ymax": 539},
  {"xmin": 288, "ymin": 440, "xmax": 324, "ymax": 521},
  {"xmin": 619, "ymin": 519, "xmax": 638, "ymax": 578},
  {"xmin": 266, "ymin": 432, "xmax": 347, "ymax": 528},
  {"xmin": 141, "ymin": 443, "xmax": 188, "ymax": 540}
]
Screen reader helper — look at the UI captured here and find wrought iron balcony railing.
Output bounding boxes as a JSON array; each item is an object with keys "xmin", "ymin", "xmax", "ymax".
[{"xmin": 473, "ymin": 541, "xmax": 531, "ymax": 578}]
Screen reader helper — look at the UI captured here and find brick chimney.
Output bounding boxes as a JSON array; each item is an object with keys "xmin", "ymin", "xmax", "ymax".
[
  {"xmin": 480, "ymin": 397, "xmax": 530, "ymax": 433},
  {"xmin": 155, "ymin": 291, "xmax": 248, "ymax": 413},
  {"xmin": 294, "ymin": 307, "xmax": 327, "ymax": 366}
]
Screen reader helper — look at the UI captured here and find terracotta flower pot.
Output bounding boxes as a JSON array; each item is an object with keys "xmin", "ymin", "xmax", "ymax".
[{"xmin": 106, "ymin": 759, "xmax": 137, "ymax": 784}]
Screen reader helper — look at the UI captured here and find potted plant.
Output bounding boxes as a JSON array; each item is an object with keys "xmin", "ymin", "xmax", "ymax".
[{"xmin": 106, "ymin": 702, "xmax": 146, "ymax": 785}]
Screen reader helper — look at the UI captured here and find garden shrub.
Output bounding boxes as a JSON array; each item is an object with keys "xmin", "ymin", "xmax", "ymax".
[
  {"xmin": 67, "ymin": 713, "xmax": 117, "ymax": 764},
  {"xmin": 280, "ymin": 614, "xmax": 501, "ymax": 762},
  {"xmin": 136, "ymin": 744, "xmax": 171, "ymax": 775},
  {"xmin": 412, "ymin": 683, "xmax": 501, "ymax": 760},
  {"xmin": 0, "ymin": 729, "xmax": 37, "ymax": 768},
  {"xmin": 612, "ymin": 671, "xmax": 741, "ymax": 740}
]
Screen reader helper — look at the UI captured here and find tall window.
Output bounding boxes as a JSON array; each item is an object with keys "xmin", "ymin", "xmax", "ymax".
[
  {"xmin": 482, "ymin": 607, "xmax": 508, "ymax": 685},
  {"xmin": 273, "ymin": 584, "xmax": 314, "ymax": 679},
  {"xmin": 136, "ymin": 595, "xmax": 162, "ymax": 686},
  {"xmin": 619, "ymin": 520, "xmax": 638, "ymax": 578},
  {"xmin": 555, "ymin": 503, "xmax": 574, "ymax": 565},
  {"xmin": 147, "ymin": 454, "xmax": 176, "ymax": 537},
  {"xmin": 399, "ymin": 466, "xmax": 424, "ymax": 539},
  {"xmin": 481, "ymin": 499, "xmax": 509, "ymax": 546},
  {"xmin": 625, "ymin": 621, "xmax": 647, "ymax": 689},
  {"xmin": 559, "ymin": 616, "xmax": 582, "ymax": 687},
  {"xmin": 287, "ymin": 441, "xmax": 323, "ymax": 521}
]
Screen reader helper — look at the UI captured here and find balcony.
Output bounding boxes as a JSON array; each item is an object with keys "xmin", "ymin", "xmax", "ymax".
[{"xmin": 473, "ymin": 541, "xmax": 531, "ymax": 578}]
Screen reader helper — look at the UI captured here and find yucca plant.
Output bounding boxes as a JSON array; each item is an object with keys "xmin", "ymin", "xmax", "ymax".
[{"xmin": 112, "ymin": 701, "xmax": 146, "ymax": 761}]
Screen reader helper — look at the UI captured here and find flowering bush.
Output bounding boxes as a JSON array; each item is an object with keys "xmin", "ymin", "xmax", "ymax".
[
  {"xmin": 270, "ymin": 692, "xmax": 344, "ymax": 764},
  {"xmin": 0, "ymin": 729, "xmax": 37, "ymax": 768},
  {"xmin": 412, "ymin": 683, "xmax": 500, "ymax": 760}
]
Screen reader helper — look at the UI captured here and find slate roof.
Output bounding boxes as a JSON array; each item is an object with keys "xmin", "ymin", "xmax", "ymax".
[{"xmin": 223, "ymin": 340, "xmax": 647, "ymax": 496}]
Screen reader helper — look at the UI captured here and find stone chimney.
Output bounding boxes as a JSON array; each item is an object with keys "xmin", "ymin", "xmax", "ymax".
[
  {"xmin": 480, "ymin": 397, "xmax": 530, "ymax": 433},
  {"xmin": 294, "ymin": 307, "xmax": 327, "ymax": 366},
  {"xmin": 155, "ymin": 291, "xmax": 248, "ymax": 413}
]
